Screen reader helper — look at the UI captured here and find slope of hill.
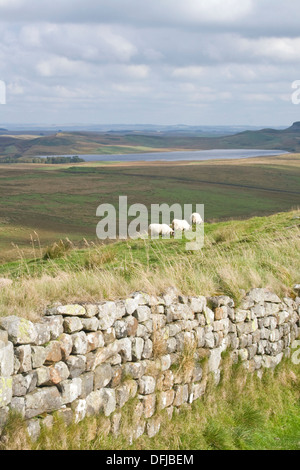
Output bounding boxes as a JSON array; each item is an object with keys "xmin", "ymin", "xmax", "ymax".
[
  {"xmin": 0, "ymin": 209, "xmax": 299, "ymax": 320},
  {"xmin": 213, "ymin": 122, "xmax": 300, "ymax": 152}
]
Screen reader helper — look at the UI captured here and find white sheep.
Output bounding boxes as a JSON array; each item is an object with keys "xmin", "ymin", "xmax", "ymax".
[
  {"xmin": 171, "ymin": 219, "xmax": 191, "ymax": 232},
  {"xmin": 190, "ymin": 213, "xmax": 203, "ymax": 225},
  {"xmin": 148, "ymin": 223, "xmax": 174, "ymax": 238}
]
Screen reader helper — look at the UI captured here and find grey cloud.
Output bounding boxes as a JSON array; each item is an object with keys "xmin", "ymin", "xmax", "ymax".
[
  {"xmin": 0, "ymin": 1, "xmax": 300, "ymax": 37},
  {"xmin": 0, "ymin": 0, "xmax": 254, "ymax": 25},
  {"xmin": 0, "ymin": 0, "xmax": 299, "ymax": 126}
]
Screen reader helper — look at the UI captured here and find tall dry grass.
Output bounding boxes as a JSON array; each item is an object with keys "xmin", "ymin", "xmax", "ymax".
[{"xmin": 0, "ymin": 214, "xmax": 299, "ymax": 320}]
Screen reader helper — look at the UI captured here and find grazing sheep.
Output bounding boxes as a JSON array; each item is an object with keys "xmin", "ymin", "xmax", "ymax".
[
  {"xmin": 190, "ymin": 213, "xmax": 203, "ymax": 225},
  {"xmin": 171, "ymin": 219, "xmax": 191, "ymax": 232},
  {"xmin": 148, "ymin": 223, "xmax": 174, "ymax": 238}
]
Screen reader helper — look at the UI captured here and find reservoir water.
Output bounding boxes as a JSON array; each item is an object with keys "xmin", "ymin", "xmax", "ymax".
[{"xmin": 41, "ymin": 149, "xmax": 288, "ymax": 162}]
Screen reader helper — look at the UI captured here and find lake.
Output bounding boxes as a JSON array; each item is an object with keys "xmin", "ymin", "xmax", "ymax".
[{"xmin": 41, "ymin": 149, "xmax": 288, "ymax": 162}]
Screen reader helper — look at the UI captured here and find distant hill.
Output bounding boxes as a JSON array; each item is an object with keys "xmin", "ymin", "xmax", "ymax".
[
  {"xmin": 210, "ymin": 122, "xmax": 300, "ymax": 152},
  {"xmin": 0, "ymin": 123, "xmax": 299, "ymax": 161},
  {"xmin": 284, "ymin": 121, "xmax": 300, "ymax": 132}
]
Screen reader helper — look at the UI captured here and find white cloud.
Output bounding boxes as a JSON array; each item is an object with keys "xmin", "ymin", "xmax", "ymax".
[
  {"xmin": 172, "ymin": 67, "xmax": 205, "ymax": 79},
  {"xmin": 7, "ymin": 83, "xmax": 24, "ymax": 95},
  {"xmin": 54, "ymin": 85, "xmax": 94, "ymax": 99},
  {"xmin": 98, "ymin": 26, "xmax": 137, "ymax": 62},
  {"xmin": 112, "ymin": 83, "xmax": 150, "ymax": 94},
  {"xmin": 17, "ymin": 23, "xmax": 138, "ymax": 64},
  {"xmin": 0, "ymin": 0, "xmax": 22, "ymax": 7},
  {"xmin": 124, "ymin": 64, "xmax": 149, "ymax": 79},
  {"xmin": 253, "ymin": 37, "xmax": 300, "ymax": 62},
  {"xmin": 242, "ymin": 93, "xmax": 274, "ymax": 102},
  {"xmin": 36, "ymin": 56, "xmax": 87, "ymax": 77},
  {"xmin": 180, "ymin": 0, "xmax": 253, "ymax": 23},
  {"xmin": 20, "ymin": 25, "xmax": 41, "ymax": 46}
]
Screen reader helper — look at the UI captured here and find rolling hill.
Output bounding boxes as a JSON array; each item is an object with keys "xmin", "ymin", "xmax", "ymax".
[{"xmin": 1, "ymin": 122, "xmax": 300, "ymax": 161}]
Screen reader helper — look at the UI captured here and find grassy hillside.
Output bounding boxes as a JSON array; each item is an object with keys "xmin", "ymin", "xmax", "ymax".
[
  {"xmin": 0, "ymin": 201, "xmax": 299, "ymax": 451},
  {"xmin": 0, "ymin": 153, "xmax": 299, "ymax": 261},
  {"xmin": 0, "ymin": 210, "xmax": 299, "ymax": 320}
]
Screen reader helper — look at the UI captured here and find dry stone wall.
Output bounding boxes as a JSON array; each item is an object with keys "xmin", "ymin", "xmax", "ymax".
[{"xmin": 0, "ymin": 287, "xmax": 299, "ymax": 442}]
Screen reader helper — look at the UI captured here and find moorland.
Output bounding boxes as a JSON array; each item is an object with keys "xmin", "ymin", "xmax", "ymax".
[{"xmin": 0, "ymin": 152, "xmax": 299, "ymax": 261}]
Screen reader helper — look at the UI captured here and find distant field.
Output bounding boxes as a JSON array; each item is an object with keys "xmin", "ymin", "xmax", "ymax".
[{"xmin": 0, "ymin": 153, "xmax": 299, "ymax": 261}]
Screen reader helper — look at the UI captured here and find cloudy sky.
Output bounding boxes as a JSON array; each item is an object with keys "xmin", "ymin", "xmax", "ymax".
[{"xmin": 0, "ymin": 0, "xmax": 300, "ymax": 127}]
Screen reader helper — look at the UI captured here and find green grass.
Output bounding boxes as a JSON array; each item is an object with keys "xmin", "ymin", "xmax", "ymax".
[
  {"xmin": 94, "ymin": 145, "xmax": 163, "ymax": 155},
  {"xmin": 2, "ymin": 358, "xmax": 299, "ymax": 450}
]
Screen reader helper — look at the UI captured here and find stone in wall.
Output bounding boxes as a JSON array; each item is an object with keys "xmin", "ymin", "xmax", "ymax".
[
  {"xmin": 0, "ymin": 286, "xmax": 298, "ymax": 442},
  {"xmin": 0, "ymin": 317, "xmax": 38, "ymax": 345}
]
